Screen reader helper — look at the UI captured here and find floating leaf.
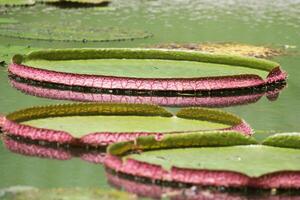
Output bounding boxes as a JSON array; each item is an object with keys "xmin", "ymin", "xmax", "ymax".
[
  {"xmin": 105, "ymin": 132, "xmax": 300, "ymax": 189},
  {"xmin": 2, "ymin": 103, "xmax": 251, "ymax": 146},
  {"xmin": 263, "ymin": 132, "xmax": 300, "ymax": 149},
  {"xmin": 9, "ymin": 48, "xmax": 287, "ymax": 93},
  {"xmin": 0, "ymin": 22, "xmax": 152, "ymax": 42}
]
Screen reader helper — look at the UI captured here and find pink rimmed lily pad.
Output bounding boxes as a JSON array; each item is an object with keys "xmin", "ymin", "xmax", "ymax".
[
  {"xmin": 9, "ymin": 78, "xmax": 286, "ymax": 107},
  {"xmin": 9, "ymin": 48, "xmax": 287, "ymax": 93},
  {"xmin": 104, "ymin": 132, "xmax": 300, "ymax": 189},
  {"xmin": 2, "ymin": 103, "xmax": 251, "ymax": 146}
]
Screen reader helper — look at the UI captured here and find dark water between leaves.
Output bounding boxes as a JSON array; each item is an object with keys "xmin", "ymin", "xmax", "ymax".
[{"xmin": 0, "ymin": 0, "xmax": 300, "ymax": 198}]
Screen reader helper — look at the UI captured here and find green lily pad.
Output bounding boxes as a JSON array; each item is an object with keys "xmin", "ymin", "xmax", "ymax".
[
  {"xmin": 22, "ymin": 115, "xmax": 229, "ymax": 137},
  {"xmin": 9, "ymin": 48, "xmax": 286, "ymax": 93},
  {"xmin": 0, "ymin": 187, "xmax": 135, "ymax": 200},
  {"xmin": 128, "ymin": 145, "xmax": 300, "ymax": 177},
  {"xmin": 22, "ymin": 57, "xmax": 269, "ymax": 78},
  {"xmin": 0, "ymin": 0, "xmax": 35, "ymax": 6},
  {"xmin": 0, "ymin": 23, "xmax": 152, "ymax": 42},
  {"xmin": 263, "ymin": 132, "xmax": 300, "ymax": 149},
  {"xmin": 105, "ymin": 132, "xmax": 300, "ymax": 188},
  {"xmin": 4, "ymin": 103, "xmax": 249, "ymax": 146},
  {"xmin": 10, "ymin": 104, "xmax": 238, "ymax": 138}
]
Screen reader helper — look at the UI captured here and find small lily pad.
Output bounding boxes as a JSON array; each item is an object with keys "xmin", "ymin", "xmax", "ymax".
[
  {"xmin": 0, "ymin": 23, "xmax": 152, "ymax": 42},
  {"xmin": 0, "ymin": 187, "xmax": 135, "ymax": 200},
  {"xmin": 2, "ymin": 103, "xmax": 251, "ymax": 146},
  {"xmin": 9, "ymin": 48, "xmax": 287, "ymax": 93},
  {"xmin": 104, "ymin": 132, "xmax": 300, "ymax": 189}
]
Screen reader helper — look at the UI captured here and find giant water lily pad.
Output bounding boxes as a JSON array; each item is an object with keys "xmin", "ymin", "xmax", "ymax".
[
  {"xmin": 2, "ymin": 103, "xmax": 251, "ymax": 146},
  {"xmin": 0, "ymin": 23, "xmax": 152, "ymax": 42},
  {"xmin": 9, "ymin": 77, "xmax": 286, "ymax": 107},
  {"xmin": 104, "ymin": 132, "xmax": 300, "ymax": 189},
  {"xmin": 9, "ymin": 48, "xmax": 287, "ymax": 94},
  {"xmin": 0, "ymin": 187, "xmax": 135, "ymax": 200}
]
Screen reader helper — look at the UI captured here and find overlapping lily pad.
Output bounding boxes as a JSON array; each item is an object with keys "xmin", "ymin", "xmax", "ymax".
[
  {"xmin": 9, "ymin": 48, "xmax": 287, "ymax": 94},
  {"xmin": 0, "ymin": 187, "xmax": 135, "ymax": 200},
  {"xmin": 9, "ymin": 77, "xmax": 286, "ymax": 107},
  {"xmin": 104, "ymin": 132, "xmax": 300, "ymax": 189},
  {"xmin": 1, "ymin": 103, "xmax": 251, "ymax": 146},
  {"xmin": 0, "ymin": 23, "xmax": 152, "ymax": 42}
]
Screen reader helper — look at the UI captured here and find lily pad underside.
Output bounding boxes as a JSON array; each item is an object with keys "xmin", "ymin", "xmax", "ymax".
[
  {"xmin": 105, "ymin": 132, "xmax": 300, "ymax": 189},
  {"xmin": 153, "ymin": 42, "xmax": 284, "ymax": 58},
  {"xmin": 0, "ymin": 23, "xmax": 152, "ymax": 42},
  {"xmin": 0, "ymin": 187, "xmax": 135, "ymax": 200},
  {"xmin": 2, "ymin": 103, "xmax": 251, "ymax": 146},
  {"xmin": 9, "ymin": 78, "xmax": 285, "ymax": 107},
  {"xmin": 9, "ymin": 48, "xmax": 287, "ymax": 93},
  {"xmin": 0, "ymin": 0, "xmax": 35, "ymax": 7}
]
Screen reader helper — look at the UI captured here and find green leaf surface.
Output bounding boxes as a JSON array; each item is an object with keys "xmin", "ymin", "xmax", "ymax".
[
  {"xmin": 263, "ymin": 132, "xmax": 300, "ymax": 149},
  {"xmin": 108, "ymin": 131, "xmax": 257, "ymax": 156},
  {"xmin": 0, "ymin": 187, "xmax": 135, "ymax": 200},
  {"xmin": 127, "ymin": 145, "xmax": 300, "ymax": 177},
  {"xmin": 0, "ymin": 22, "xmax": 151, "ymax": 42},
  {"xmin": 22, "ymin": 115, "xmax": 230, "ymax": 137},
  {"xmin": 23, "ymin": 58, "xmax": 269, "ymax": 78},
  {"xmin": 8, "ymin": 103, "xmax": 236, "ymax": 138}
]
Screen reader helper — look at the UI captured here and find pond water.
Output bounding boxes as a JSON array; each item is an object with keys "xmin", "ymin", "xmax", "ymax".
[{"xmin": 0, "ymin": 0, "xmax": 300, "ymax": 198}]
